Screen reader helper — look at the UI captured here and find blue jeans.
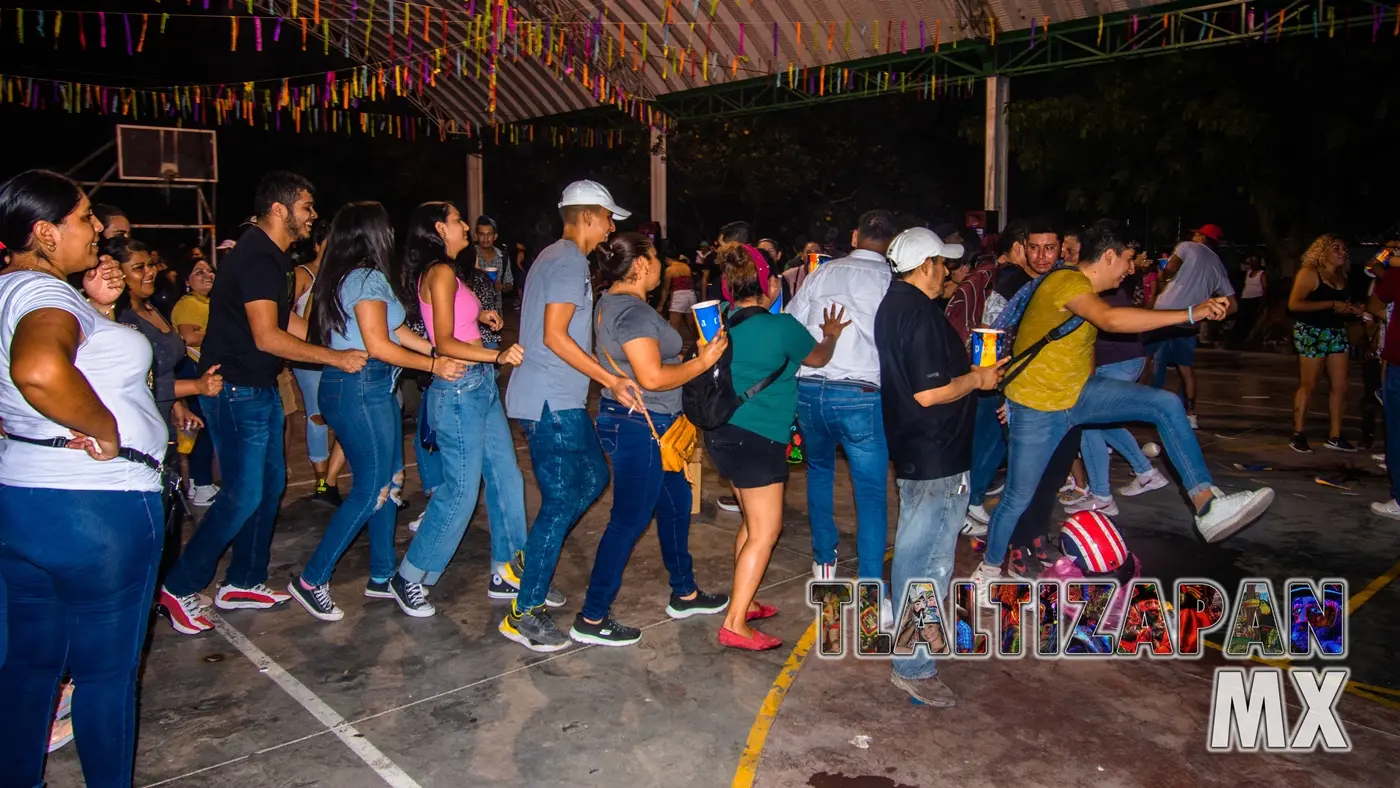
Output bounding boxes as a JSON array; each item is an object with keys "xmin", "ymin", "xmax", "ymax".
[
  {"xmin": 292, "ymin": 366, "xmax": 330, "ymax": 463},
  {"xmin": 1148, "ymin": 334, "xmax": 1197, "ymax": 390},
  {"xmin": 165, "ymin": 385, "xmax": 286, "ymax": 596},
  {"xmin": 1386, "ymin": 365, "xmax": 1400, "ymax": 501},
  {"xmin": 968, "ymin": 393, "xmax": 1006, "ymax": 506},
  {"xmin": 985, "ymin": 377, "xmax": 1213, "ymax": 566},
  {"xmin": 583, "ymin": 400, "xmax": 696, "ymax": 621},
  {"xmin": 413, "ymin": 390, "xmax": 445, "ymax": 496},
  {"xmin": 1081, "ymin": 357, "xmax": 1154, "ymax": 497},
  {"xmin": 400, "ymin": 365, "xmax": 527, "ymax": 584},
  {"xmin": 890, "ymin": 473, "xmax": 968, "ymax": 680},
  {"xmin": 177, "ymin": 362, "xmax": 216, "ymax": 486},
  {"xmin": 797, "ymin": 380, "xmax": 889, "ymax": 580},
  {"xmin": 515, "ymin": 405, "xmax": 609, "ymax": 610},
  {"xmin": 0, "ymin": 485, "xmax": 162, "ymax": 787},
  {"xmin": 302, "ymin": 361, "xmax": 401, "ymax": 586}
]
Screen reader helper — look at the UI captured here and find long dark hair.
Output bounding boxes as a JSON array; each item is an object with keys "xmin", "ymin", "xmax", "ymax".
[
  {"xmin": 399, "ymin": 201, "xmax": 470, "ymax": 323},
  {"xmin": 309, "ymin": 201, "xmax": 403, "ymax": 346},
  {"xmin": 97, "ymin": 235, "xmax": 150, "ymax": 314},
  {"xmin": 0, "ymin": 169, "xmax": 84, "ymax": 261}
]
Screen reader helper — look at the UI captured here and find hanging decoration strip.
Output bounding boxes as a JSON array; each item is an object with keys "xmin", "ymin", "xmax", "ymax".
[
  {"xmin": 0, "ymin": 72, "xmax": 640, "ymax": 148},
  {"xmin": 4, "ymin": 2, "xmax": 1396, "ymax": 131}
]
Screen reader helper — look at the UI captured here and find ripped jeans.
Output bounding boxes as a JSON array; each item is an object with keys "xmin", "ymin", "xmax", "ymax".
[{"xmin": 301, "ymin": 360, "xmax": 402, "ymax": 586}]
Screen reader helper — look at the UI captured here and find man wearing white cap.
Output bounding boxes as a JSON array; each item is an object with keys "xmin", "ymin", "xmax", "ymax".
[
  {"xmin": 501, "ymin": 180, "xmax": 645, "ymax": 652},
  {"xmin": 874, "ymin": 227, "xmax": 1002, "ymax": 707}
]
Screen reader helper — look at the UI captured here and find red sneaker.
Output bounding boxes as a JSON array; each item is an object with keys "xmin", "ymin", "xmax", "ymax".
[
  {"xmin": 745, "ymin": 601, "xmax": 779, "ymax": 622},
  {"xmin": 159, "ymin": 587, "xmax": 214, "ymax": 635},
  {"xmin": 215, "ymin": 583, "xmax": 291, "ymax": 610},
  {"xmin": 719, "ymin": 626, "xmax": 783, "ymax": 651}
]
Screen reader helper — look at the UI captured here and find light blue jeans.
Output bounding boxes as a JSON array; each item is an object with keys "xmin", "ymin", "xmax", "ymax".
[
  {"xmin": 797, "ymin": 380, "xmax": 889, "ymax": 581},
  {"xmin": 890, "ymin": 473, "xmax": 969, "ymax": 680},
  {"xmin": 399, "ymin": 365, "xmax": 527, "ymax": 585},
  {"xmin": 292, "ymin": 367, "xmax": 330, "ymax": 463},
  {"xmin": 1080, "ymin": 357, "xmax": 1154, "ymax": 497},
  {"xmin": 985, "ymin": 377, "xmax": 1213, "ymax": 566}
]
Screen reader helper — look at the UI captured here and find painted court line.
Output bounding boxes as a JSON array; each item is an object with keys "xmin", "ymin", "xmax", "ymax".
[
  {"xmin": 207, "ymin": 614, "xmax": 424, "ymax": 788},
  {"xmin": 1347, "ymin": 557, "xmax": 1400, "ymax": 615}
]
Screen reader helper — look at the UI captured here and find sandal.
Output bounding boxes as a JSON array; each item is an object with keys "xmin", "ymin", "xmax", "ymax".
[{"xmin": 719, "ymin": 626, "xmax": 783, "ymax": 651}]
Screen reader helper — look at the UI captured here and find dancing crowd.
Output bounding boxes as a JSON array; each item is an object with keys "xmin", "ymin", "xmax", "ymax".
[{"xmin": 23, "ymin": 162, "xmax": 1398, "ymax": 786}]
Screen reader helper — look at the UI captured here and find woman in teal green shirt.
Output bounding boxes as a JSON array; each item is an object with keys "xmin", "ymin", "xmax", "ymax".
[{"xmin": 706, "ymin": 243, "xmax": 847, "ymax": 651}]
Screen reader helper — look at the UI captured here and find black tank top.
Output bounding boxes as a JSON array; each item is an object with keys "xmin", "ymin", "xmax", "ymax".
[{"xmin": 1295, "ymin": 276, "xmax": 1346, "ymax": 329}]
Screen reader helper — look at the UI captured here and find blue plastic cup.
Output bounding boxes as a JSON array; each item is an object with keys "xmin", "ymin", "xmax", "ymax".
[
  {"xmin": 692, "ymin": 300, "xmax": 723, "ymax": 344},
  {"xmin": 486, "ymin": 268, "xmax": 499, "ymax": 282}
]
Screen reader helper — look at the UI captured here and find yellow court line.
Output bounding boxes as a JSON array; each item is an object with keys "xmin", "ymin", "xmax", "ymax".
[
  {"xmin": 1348, "ymin": 558, "xmax": 1400, "ymax": 615},
  {"xmin": 1348, "ymin": 681, "xmax": 1400, "ymax": 698},
  {"xmin": 733, "ymin": 547, "xmax": 894, "ymax": 787},
  {"xmin": 1347, "ymin": 686, "xmax": 1400, "ymax": 713},
  {"xmin": 732, "ymin": 621, "xmax": 818, "ymax": 788}
]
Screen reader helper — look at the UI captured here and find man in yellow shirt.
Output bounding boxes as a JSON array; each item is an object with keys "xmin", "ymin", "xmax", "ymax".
[{"xmin": 971, "ymin": 221, "xmax": 1275, "ymax": 602}]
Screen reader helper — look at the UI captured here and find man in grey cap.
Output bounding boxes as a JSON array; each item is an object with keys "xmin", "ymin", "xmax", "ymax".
[{"xmin": 500, "ymin": 180, "xmax": 645, "ymax": 652}]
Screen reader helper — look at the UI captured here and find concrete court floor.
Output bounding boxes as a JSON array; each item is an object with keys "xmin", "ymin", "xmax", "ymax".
[{"xmin": 40, "ymin": 349, "xmax": 1400, "ymax": 787}]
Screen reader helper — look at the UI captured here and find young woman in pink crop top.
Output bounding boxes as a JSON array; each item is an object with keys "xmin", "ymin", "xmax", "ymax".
[{"xmin": 390, "ymin": 201, "xmax": 563, "ymax": 607}]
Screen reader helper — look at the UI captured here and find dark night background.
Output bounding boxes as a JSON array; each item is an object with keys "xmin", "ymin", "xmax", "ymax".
[{"xmin": 2, "ymin": 2, "xmax": 1397, "ymax": 272}]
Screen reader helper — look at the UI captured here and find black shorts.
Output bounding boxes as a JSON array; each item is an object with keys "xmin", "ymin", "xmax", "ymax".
[{"xmin": 705, "ymin": 423, "xmax": 789, "ymax": 489}]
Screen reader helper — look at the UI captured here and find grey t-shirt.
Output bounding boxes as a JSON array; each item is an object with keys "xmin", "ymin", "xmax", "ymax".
[
  {"xmin": 505, "ymin": 239, "xmax": 595, "ymax": 421},
  {"xmin": 595, "ymin": 292, "xmax": 684, "ymax": 415},
  {"xmin": 1155, "ymin": 241, "xmax": 1235, "ymax": 310}
]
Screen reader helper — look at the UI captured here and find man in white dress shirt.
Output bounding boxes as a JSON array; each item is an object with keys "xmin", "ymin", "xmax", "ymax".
[{"xmin": 786, "ymin": 210, "xmax": 898, "ymax": 611}]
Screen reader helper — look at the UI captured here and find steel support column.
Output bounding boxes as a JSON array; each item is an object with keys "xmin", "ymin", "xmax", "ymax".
[
  {"xmin": 466, "ymin": 152, "xmax": 484, "ymax": 224},
  {"xmin": 983, "ymin": 75, "xmax": 1010, "ymax": 231},
  {"xmin": 650, "ymin": 127, "xmax": 667, "ymax": 238}
]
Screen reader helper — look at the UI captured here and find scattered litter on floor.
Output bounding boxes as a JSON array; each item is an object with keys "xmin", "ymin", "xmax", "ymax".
[
  {"xmin": 1315, "ymin": 476, "xmax": 1351, "ymax": 491},
  {"xmin": 850, "ymin": 735, "xmax": 871, "ymax": 749},
  {"xmin": 1141, "ymin": 442, "xmax": 1161, "ymax": 457},
  {"xmin": 1232, "ymin": 463, "xmax": 1273, "ymax": 471},
  {"xmin": 1249, "ymin": 478, "xmax": 1268, "ymax": 484},
  {"xmin": 1293, "ymin": 493, "xmax": 1308, "ymax": 498},
  {"xmin": 1342, "ymin": 492, "xmax": 1360, "ymax": 496},
  {"xmin": 1097, "ymin": 766, "xmax": 1105, "ymax": 772},
  {"xmin": 1213, "ymin": 433, "xmax": 1238, "ymax": 440}
]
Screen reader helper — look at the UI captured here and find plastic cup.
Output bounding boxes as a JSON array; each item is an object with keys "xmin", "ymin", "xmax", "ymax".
[
  {"xmin": 486, "ymin": 268, "xmax": 499, "ymax": 282},
  {"xmin": 692, "ymin": 300, "xmax": 723, "ymax": 344},
  {"xmin": 970, "ymin": 328, "xmax": 1004, "ymax": 367}
]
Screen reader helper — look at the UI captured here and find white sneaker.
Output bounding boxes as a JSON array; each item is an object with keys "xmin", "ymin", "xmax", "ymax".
[
  {"xmin": 1063, "ymin": 494, "xmax": 1119, "ymax": 516},
  {"xmin": 968, "ymin": 563, "xmax": 1001, "ymax": 609},
  {"xmin": 880, "ymin": 598, "xmax": 893, "ymax": 630},
  {"xmin": 1118, "ymin": 468, "xmax": 1169, "ymax": 497},
  {"xmin": 986, "ymin": 481, "xmax": 1005, "ymax": 497},
  {"xmin": 1370, "ymin": 500, "xmax": 1400, "ymax": 521},
  {"xmin": 966, "ymin": 504, "xmax": 990, "ymax": 525},
  {"xmin": 961, "ymin": 517, "xmax": 988, "ymax": 537},
  {"xmin": 191, "ymin": 484, "xmax": 219, "ymax": 507},
  {"xmin": 812, "ymin": 560, "xmax": 837, "ymax": 581},
  {"xmin": 408, "ymin": 510, "xmax": 425, "ymax": 533},
  {"xmin": 1195, "ymin": 486, "xmax": 1274, "ymax": 543}
]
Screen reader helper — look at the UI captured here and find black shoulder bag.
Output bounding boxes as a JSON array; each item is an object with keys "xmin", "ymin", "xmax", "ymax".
[{"xmin": 3, "ymin": 433, "xmax": 185, "ymax": 531}]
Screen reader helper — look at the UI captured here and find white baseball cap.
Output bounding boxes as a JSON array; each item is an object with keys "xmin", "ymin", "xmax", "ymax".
[
  {"xmin": 887, "ymin": 227, "xmax": 964, "ymax": 273},
  {"xmin": 558, "ymin": 180, "xmax": 631, "ymax": 220}
]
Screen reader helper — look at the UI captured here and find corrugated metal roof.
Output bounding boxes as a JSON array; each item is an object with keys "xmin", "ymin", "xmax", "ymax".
[{"xmin": 335, "ymin": 0, "xmax": 1170, "ymax": 126}]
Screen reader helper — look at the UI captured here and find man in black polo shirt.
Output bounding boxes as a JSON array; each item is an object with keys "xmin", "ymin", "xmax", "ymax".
[
  {"xmin": 158, "ymin": 171, "xmax": 368, "ymax": 636},
  {"xmin": 875, "ymin": 227, "xmax": 1002, "ymax": 707}
]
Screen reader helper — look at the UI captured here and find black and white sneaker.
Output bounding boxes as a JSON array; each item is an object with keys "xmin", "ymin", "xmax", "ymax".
[
  {"xmin": 390, "ymin": 575, "xmax": 436, "ymax": 618},
  {"xmin": 364, "ymin": 578, "xmax": 394, "ymax": 599},
  {"xmin": 486, "ymin": 572, "xmax": 515, "ymax": 600},
  {"xmin": 1325, "ymin": 436, "xmax": 1358, "ymax": 453},
  {"xmin": 569, "ymin": 614, "xmax": 642, "ymax": 647},
  {"xmin": 665, "ymin": 589, "xmax": 730, "ymax": 619},
  {"xmin": 1290, "ymin": 432, "xmax": 1313, "ymax": 453},
  {"xmin": 716, "ymin": 495, "xmax": 741, "ymax": 513},
  {"xmin": 288, "ymin": 580, "xmax": 344, "ymax": 622}
]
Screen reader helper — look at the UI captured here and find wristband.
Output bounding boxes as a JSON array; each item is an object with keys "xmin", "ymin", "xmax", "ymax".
[
  {"xmin": 1188, "ymin": 305, "xmax": 1195, "ymax": 325},
  {"xmin": 495, "ymin": 349, "xmax": 504, "ymax": 364},
  {"xmin": 429, "ymin": 357, "xmax": 436, "ymax": 375}
]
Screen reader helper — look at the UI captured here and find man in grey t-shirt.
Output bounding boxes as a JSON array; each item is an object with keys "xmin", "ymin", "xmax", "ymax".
[
  {"xmin": 1147, "ymin": 223, "xmax": 1237, "ymax": 427},
  {"xmin": 499, "ymin": 180, "xmax": 644, "ymax": 654}
]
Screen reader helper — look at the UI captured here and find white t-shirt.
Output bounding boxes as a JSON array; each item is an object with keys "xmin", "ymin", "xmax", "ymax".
[
  {"xmin": 1154, "ymin": 241, "xmax": 1235, "ymax": 310},
  {"xmin": 0, "ymin": 271, "xmax": 165, "ymax": 491}
]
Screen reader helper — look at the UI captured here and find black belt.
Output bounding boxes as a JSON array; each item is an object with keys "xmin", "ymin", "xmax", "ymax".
[
  {"xmin": 4, "ymin": 433, "xmax": 163, "ymax": 472},
  {"xmin": 801, "ymin": 378, "xmax": 879, "ymax": 393}
]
